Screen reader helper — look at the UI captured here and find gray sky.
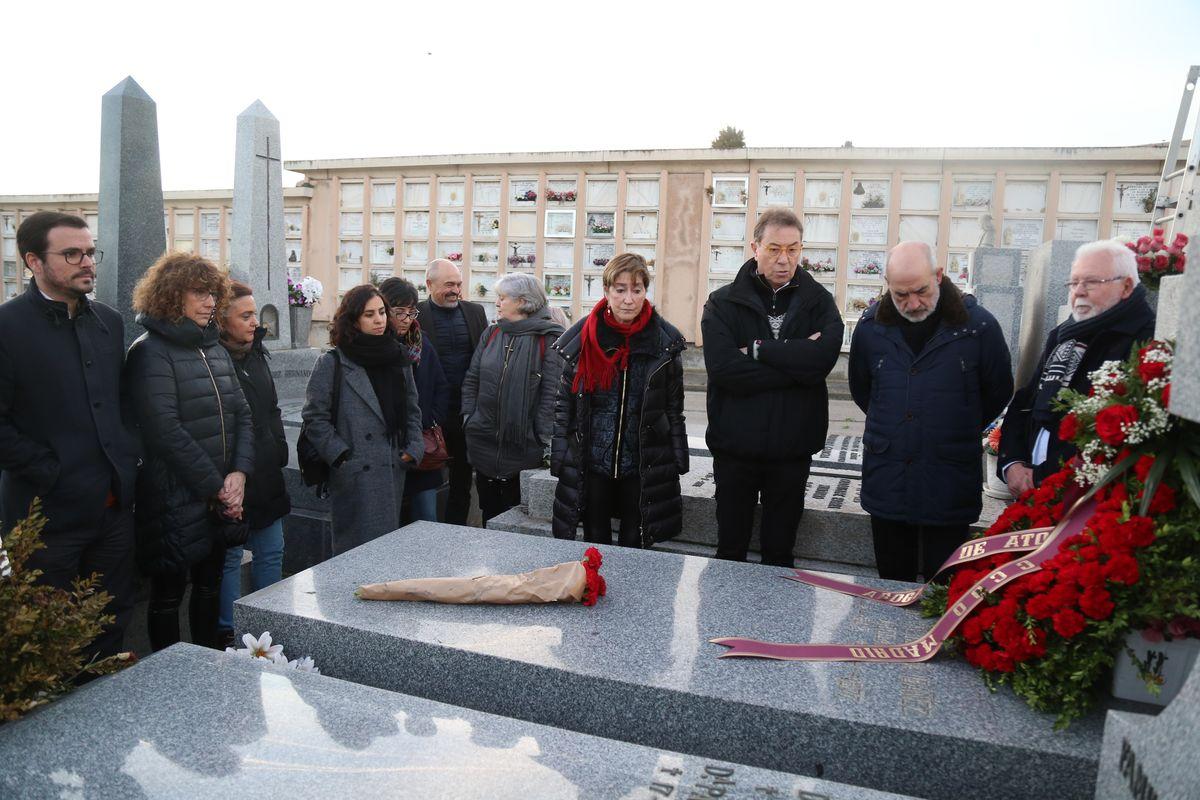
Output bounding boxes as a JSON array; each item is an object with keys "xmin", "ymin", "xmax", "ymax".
[{"xmin": 2, "ymin": 0, "xmax": 1198, "ymax": 195}]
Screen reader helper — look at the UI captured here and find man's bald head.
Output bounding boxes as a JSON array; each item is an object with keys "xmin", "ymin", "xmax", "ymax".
[
  {"xmin": 884, "ymin": 241, "xmax": 943, "ymax": 323},
  {"xmin": 426, "ymin": 259, "xmax": 464, "ymax": 307}
]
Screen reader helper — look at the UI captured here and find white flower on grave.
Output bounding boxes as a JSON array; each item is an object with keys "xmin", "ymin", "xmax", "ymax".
[
  {"xmin": 241, "ymin": 631, "xmax": 284, "ymax": 661},
  {"xmin": 224, "ymin": 646, "xmax": 253, "ymax": 659},
  {"xmin": 293, "ymin": 655, "xmax": 320, "ymax": 674}
]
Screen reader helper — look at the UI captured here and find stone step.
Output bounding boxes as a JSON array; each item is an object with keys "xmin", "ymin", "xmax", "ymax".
[{"xmin": 235, "ymin": 522, "xmax": 1115, "ymax": 800}]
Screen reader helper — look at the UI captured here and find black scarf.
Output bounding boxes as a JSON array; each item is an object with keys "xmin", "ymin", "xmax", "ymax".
[
  {"xmin": 340, "ymin": 331, "xmax": 410, "ymax": 445},
  {"xmin": 1032, "ymin": 284, "xmax": 1149, "ymax": 428}
]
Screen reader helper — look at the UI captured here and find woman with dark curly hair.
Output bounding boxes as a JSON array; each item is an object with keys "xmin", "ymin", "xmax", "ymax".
[
  {"xmin": 301, "ymin": 284, "xmax": 423, "ymax": 553},
  {"xmin": 126, "ymin": 252, "xmax": 255, "ymax": 650}
]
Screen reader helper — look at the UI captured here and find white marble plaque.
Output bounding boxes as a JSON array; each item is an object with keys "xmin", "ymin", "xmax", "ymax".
[
  {"xmin": 403, "ymin": 182, "xmax": 430, "ymax": 208},
  {"xmin": 1, "ymin": 215, "xmax": 15, "ymax": 236},
  {"xmin": 710, "ymin": 212, "xmax": 746, "ymax": 241},
  {"xmin": 586, "ymin": 243, "xmax": 614, "ymax": 267},
  {"xmin": 849, "ymin": 214, "xmax": 887, "ymax": 245},
  {"xmin": 473, "ymin": 180, "xmax": 501, "ymax": 207},
  {"xmin": 370, "ymin": 240, "xmax": 394, "ymax": 264},
  {"xmin": 200, "ymin": 212, "xmax": 221, "ymax": 237},
  {"xmin": 850, "ymin": 179, "xmax": 889, "ymax": 210},
  {"xmin": 947, "ymin": 251, "xmax": 971, "ymax": 283},
  {"xmin": 949, "ymin": 215, "xmax": 985, "ymax": 248},
  {"xmin": 952, "ymin": 180, "xmax": 992, "ymax": 209},
  {"xmin": 624, "ymin": 211, "xmax": 657, "ymax": 240},
  {"xmin": 473, "ymin": 211, "xmax": 500, "ymax": 237},
  {"xmin": 626, "ymin": 179, "xmax": 660, "ymax": 207},
  {"xmin": 339, "ymin": 212, "xmax": 362, "ymax": 236},
  {"xmin": 547, "ymin": 178, "xmax": 577, "ymax": 200},
  {"xmin": 708, "ymin": 277, "xmax": 733, "ymax": 293},
  {"xmin": 471, "ymin": 271, "xmax": 498, "ymax": 298},
  {"xmin": 200, "ymin": 238, "xmax": 221, "ymax": 259},
  {"xmin": 1113, "ymin": 181, "xmax": 1157, "ymax": 214},
  {"xmin": 371, "ymin": 182, "xmax": 396, "ymax": 208},
  {"xmin": 1001, "ymin": 217, "xmax": 1044, "ymax": 249},
  {"xmin": 845, "ymin": 284, "xmax": 882, "ymax": 315},
  {"xmin": 285, "ymin": 243, "xmax": 302, "ymax": 266},
  {"xmin": 1004, "ymin": 181, "xmax": 1047, "ymax": 213},
  {"xmin": 899, "ymin": 215, "xmax": 938, "ymax": 247},
  {"xmin": 1059, "ymin": 181, "xmax": 1102, "ymax": 214},
  {"xmin": 403, "ymin": 270, "xmax": 427, "ymax": 292},
  {"xmin": 472, "ymin": 242, "xmax": 499, "ymax": 265},
  {"xmin": 510, "ymin": 179, "xmax": 538, "ymax": 205},
  {"xmin": 1054, "ymin": 218, "xmax": 1098, "ymax": 242},
  {"xmin": 371, "ymin": 212, "xmax": 395, "ymax": 236},
  {"xmin": 437, "ymin": 181, "xmax": 465, "ymax": 208},
  {"xmin": 508, "ymin": 211, "xmax": 537, "ymax": 238},
  {"xmin": 625, "ymin": 244, "xmax": 656, "ymax": 267},
  {"xmin": 338, "ymin": 267, "xmax": 361, "ymax": 291},
  {"xmin": 804, "ymin": 178, "xmax": 841, "ymax": 209},
  {"xmin": 848, "ymin": 250, "xmax": 885, "ymax": 277},
  {"xmin": 802, "ymin": 248, "xmax": 837, "ymax": 274},
  {"xmin": 901, "ymin": 180, "xmax": 941, "ymax": 211},
  {"xmin": 340, "ymin": 182, "xmax": 363, "ymax": 208},
  {"xmin": 404, "ymin": 211, "xmax": 429, "ymax": 237},
  {"xmin": 174, "ymin": 212, "xmax": 194, "ymax": 236},
  {"xmin": 587, "ymin": 212, "xmax": 615, "ymax": 237},
  {"xmin": 172, "ymin": 239, "xmax": 193, "ymax": 254},
  {"xmin": 436, "ymin": 242, "xmax": 462, "ymax": 260},
  {"xmin": 803, "ymin": 213, "xmax": 840, "ymax": 243},
  {"xmin": 586, "ymin": 179, "xmax": 617, "ymax": 207},
  {"xmin": 339, "ymin": 239, "xmax": 363, "ymax": 265},
  {"xmin": 402, "ymin": 240, "xmax": 428, "ymax": 265},
  {"xmin": 544, "ymin": 242, "xmax": 575, "ymax": 268},
  {"xmin": 284, "ymin": 211, "xmax": 302, "ymax": 237},
  {"xmin": 710, "ymin": 245, "xmax": 744, "ymax": 273},
  {"xmin": 544, "ymin": 210, "xmax": 576, "ymax": 238},
  {"xmin": 437, "ymin": 212, "xmax": 464, "ymax": 237},
  {"xmin": 1112, "ymin": 219, "xmax": 1151, "ymax": 240},
  {"xmin": 544, "ymin": 273, "xmax": 572, "ymax": 299},
  {"xmin": 758, "ymin": 178, "xmax": 795, "ymax": 207},
  {"xmin": 712, "ymin": 177, "xmax": 748, "ymax": 207},
  {"xmin": 369, "ymin": 268, "xmax": 394, "ymax": 286},
  {"xmin": 581, "ymin": 273, "xmax": 605, "ymax": 301}
]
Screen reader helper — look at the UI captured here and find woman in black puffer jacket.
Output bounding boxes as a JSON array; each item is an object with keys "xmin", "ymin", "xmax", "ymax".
[
  {"xmin": 551, "ymin": 254, "xmax": 688, "ymax": 547},
  {"xmin": 126, "ymin": 252, "xmax": 254, "ymax": 651}
]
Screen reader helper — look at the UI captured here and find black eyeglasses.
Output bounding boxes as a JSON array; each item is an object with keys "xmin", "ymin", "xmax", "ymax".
[
  {"xmin": 390, "ymin": 307, "xmax": 418, "ymax": 319},
  {"xmin": 43, "ymin": 248, "xmax": 102, "ymax": 266}
]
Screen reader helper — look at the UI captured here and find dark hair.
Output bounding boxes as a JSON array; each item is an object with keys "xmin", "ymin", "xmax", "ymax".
[
  {"xmin": 329, "ymin": 284, "xmax": 387, "ymax": 347},
  {"xmin": 378, "ymin": 277, "xmax": 419, "ymax": 308},
  {"xmin": 16, "ymin": 211, "xmax": 89, "ymax": 266},
  {"xmin": 753, "ymin": 208, "xmax": 804, "ymax": 242},
  {"xmin": 132, "ymin": 251, "xmax": 230, "ymax": 323},
  {"xmin": 229, "ymin": 280, "xmax": 253, "ymax": 301}
]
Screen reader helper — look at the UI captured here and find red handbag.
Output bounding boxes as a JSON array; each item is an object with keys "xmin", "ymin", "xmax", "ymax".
[{"xmin": 417, "ymin": 423, "xmax": 450, "ymax": 471}]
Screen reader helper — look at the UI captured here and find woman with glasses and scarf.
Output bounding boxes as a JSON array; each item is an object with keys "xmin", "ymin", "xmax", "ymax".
[
  {"xmin": 126, "ymin": 252, "xmax": 254, "ymax": 650},
  {"xmin": 550, "ymin": 253, "xmax": 688, "ymax": 548},
  {"xmin": 301, "ymin": 284, "xmax": 423, "ymax": 554},
  {"xmin": 461, "ymin": 272, "xmax": 564, "ymax": 523},
  {"xmin": 379, "ymin": 277, "xmax": 448, "ymax": 523}
]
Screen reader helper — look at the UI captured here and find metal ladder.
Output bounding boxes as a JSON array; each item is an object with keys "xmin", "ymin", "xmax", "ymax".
[{"xmin": 1150, "ymin": 65, "xmax": 1200, "ymax": 242}]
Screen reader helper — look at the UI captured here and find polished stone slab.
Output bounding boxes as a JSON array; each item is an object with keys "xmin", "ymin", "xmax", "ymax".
[
  {"xmin": 236, "ymin": 523, "xmax": 1115, "ymax": 799},
  {"xmin": 0, "ymin": 644, "xmax": 908, "ymax": 800}
]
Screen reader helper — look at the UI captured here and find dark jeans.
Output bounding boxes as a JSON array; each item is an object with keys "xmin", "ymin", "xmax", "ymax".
[
  {"xmin": 582, "ymin": 472, "xmax": 641, "ymax": 547},
  {"xmin": 870, "ymin": 516, "xmax": 969, "ymax": 583},
  {"xmin": 147, "ymin": 543, "xmax": 226, "ymax": 651},
  {"xmin": 475, "ymin": 473, "xmax": 521, "ymax": 524},
  {"xmin": 25, "ymin": 506, "xmax": 134, "ymax": 660},
  {"xmin": 443, "ymin": 412, "xmax": 473, "ymax": 525},
  {"xmin": 713, "ymin": 454, "xmax": 811, "ymax": 568}
]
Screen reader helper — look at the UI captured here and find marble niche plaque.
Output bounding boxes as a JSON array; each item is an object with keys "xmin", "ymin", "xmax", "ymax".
[
  {"xmin": 371, "ymin": 181, "xmax": 396, "ymax": 208},
  {"xmin": 625, "ymin": 211, "xmax": 658, "ymax": 240},
  {"xmin": 544, "ymin": 210, "xmax": 575, "ymax": 238},
  {"xmin": 848, "ymin": 250, "xmax": 885, "ymax": 278},
  {"xmin": 508, "ymin": 211, "xmax": 537, "ymax": 238},
  {"xmin": 437, "ymin": 212, "xmax": 464, "ymax": 238},
  {"xmin": 802, "ymin": 248, "xmax": 837, "ymax": 275},
  {"xmin": 625, "ymin": 244, "xmax": 656, "ymax": 267},
  {"xmin": 758, "ymin": 177, "xmax": 795, "ymax": 207},
  {"xmin": 1112, "ymin": 220, "xmax": 1151, "ymax": 240},
  {"xmin": 952, "ymin": 180, "xmax": 992, "ymax": 210},
  {"xmin": 851, "ymin": 179, "xmax": 889, "ymax": 210},
  {"xmin": 371, "ymin": 212, "xmax": 395, "ymax": 237},
  {"xmin": 472, "ymin": 242, "xmax": 499, "ymax": 266},
  {"xmin": 473, "ymin": 179, "xmax": 501, "ymax": 208},
  {"xmin": 898, "ymin": 215, "xmax": 937, "ymax": 247},
  {"xmin": 804, "ymin": 178, "xmax": 841, "ymax": 209},
  {"xmin": 403, "ymin": 241, "xmax": 429, "ymax": 266},
  {"xmin": 581, "ymin": 273, "xmax": 605, "ymax": 301},
  {"xmin": 949, "ymin": 215, "xmax": 985, "ymax": 249},
  {"xmin": 403, "ymin": 181, "xmax": 430, "ymax": 207},
  {"xmin": 586, "ymin": 243, "xmax": 614, "ymax": 268},
  {"xmin": 235, "ymin": 526, "xmax": 1114, "ymax": 800},
  {"xmin": 544, "ymin": 242, "xmax": 574, "ymax": 268},
  {"xmin": 804, "ymin": 213, "xmax": 840, "ymax": 244},
  {"xmin": 845, "ymin": 283, "xmax": 881, "ymax": 315},
  {"xmin": 544, "ymin": 273, "xmax": 572, "ymax": 299},
  {"xmin": 626, "ymin": 179, "xmax": 660, "ymax": 208},
  {"xmin": 1054, "ymin": 219, "xmax": 1099, "ymax": 242},
  {"xmin": 473, "ymin": 211, "xmax": 500, "ymax": 237},
  {"xmin": 1004, "ymin": 182, "xmax": 1047, "ymax": 214},
  {"xmin": 1058, "ymin": 181, "xmax": 1102, "ymax": 214},
  {"xmin": 712, "ymin": 177, "xmax": 748, "ymax": 207},
  {"xmin": 946, "ymin": 251, "xmax": 971, "ymax": 284},
  {"xmin": 710, "ymin": 246, "xmax": 744, "ymax": 273},
  {"xmin": 586, "ymin": 212, "xmax": 614, "ymax": 238},
  {"xmin": 711, "ymin": 212, "xmax": 746, "ymax": 242},
  {"xmin": 850, "ymin": 215, "xmax": 887, "ymax": 245},
  {"xmin": 510, "ymin": 178, "xmax": 537, "ymax": 205},
  {"xmin": 404, "ymin": 211, "xmax": 429, "ymax": 237},
  {"xmin": 471, "ymin": 272, "xmax": 497, "ymax": 299},
  {"xmin": 1113, "ymin": 181, "xmax": 1157, "ymax": 215},
  {"xmin": 1001, "ymin": 218, "xmax": 1044, "ymax": 250},
  {"xmin": 585, "ymin": 179, "xmax": 617, "ymax": 207},
  {"xmin": 900, "ymin": 180, "xmax": 940, "ymax": 211}
]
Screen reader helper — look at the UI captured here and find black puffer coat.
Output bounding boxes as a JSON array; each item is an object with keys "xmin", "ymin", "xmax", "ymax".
[
  {"xmin": 550, "ymin": 310, "xmax": 688, "ymax": 546},
  {"xmin": 127, "ymin": 315, "xmax": 254, "ymax": 575},
  {"xmin": 224, "ymin": 327, "xmax": 290, "ymax": 530}
]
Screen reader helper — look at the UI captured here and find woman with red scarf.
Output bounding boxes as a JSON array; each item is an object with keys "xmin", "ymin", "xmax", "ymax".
[{"xmin": 550, "ymin": 254, "xmax": 689, "ymax": 547}]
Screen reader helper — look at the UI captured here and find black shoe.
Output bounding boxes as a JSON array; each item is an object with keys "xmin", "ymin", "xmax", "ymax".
[{"xmin": 216, "ymin": 628, "xmax": 236, "ymax": 651}]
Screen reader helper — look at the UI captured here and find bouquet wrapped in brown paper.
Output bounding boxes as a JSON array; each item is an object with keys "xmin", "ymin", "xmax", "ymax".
[{"xmin": 356, "ymin": 547, "xmax": 607, "ymax": 607}]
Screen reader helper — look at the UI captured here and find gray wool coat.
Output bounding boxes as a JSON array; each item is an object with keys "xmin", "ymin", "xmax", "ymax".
[{"xmin": 301, "ymin": 349, "xmax": 424, "ymax": 554}]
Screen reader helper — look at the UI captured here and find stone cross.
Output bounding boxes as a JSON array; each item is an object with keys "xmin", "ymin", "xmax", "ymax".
[
  {"xmin": 230, "ymin": 100, "xmax": 290, "ymax": 346},
  {"xmin": 95, "ymin": 76, "xmax": 166, "ymax": 347}
]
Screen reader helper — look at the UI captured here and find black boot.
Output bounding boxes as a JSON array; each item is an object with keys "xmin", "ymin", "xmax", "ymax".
[
  {"xmin": 146, "ymin": 603, "xmax": 181, "ymax": 652},
  {"xmin": 189, "ymin": 582, "xmax": 222, "ymax": 649}
]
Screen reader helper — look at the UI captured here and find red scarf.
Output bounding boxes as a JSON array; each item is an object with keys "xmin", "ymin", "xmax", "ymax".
[{"xmin": 572, "ymin": 298, "xmax": 654, "ymax": 393}]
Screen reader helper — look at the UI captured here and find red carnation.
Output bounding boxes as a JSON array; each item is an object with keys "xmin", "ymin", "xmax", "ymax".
[
  {"xmin": 1146, "ymin": 483, "xmax": 1177, "ymax": 515},
  {"xmin": 961, "ymin": 616, "xmax": 986, "ymax": 645},
  {"xmin": 1025, "ymin": 593, "xmax": 1056, "ymax": 620},
  {"xmin": 1079, "ymin": 587, "xmax": 1115, "ymax": 620},
  {"xmin": 1135, "ymin": 236, "xmax": 1152, "ymax": 254},
  {"xmin": 1103, "ymin": 553, "xmax": 1140, "ymax": 585},
  {"xmin": 1134, "ymin": 455, "xmax": 1155, "ymax": 483},
  {"xmin": 1095, "ymin": 404, "xmax": 1139, "ymax": 446},
  {"xmin": 1138, "ymin": 358, "xmax": 1167, "ymax": 384},
  {"xmin": 1154, "ymin": 253, "xmax": 1169, "ymax": 269},
  {"xmin": 1058, "ymin": 413, "xmax": 1080, "ymax": 441},
  {"xmin": 1124, "ymin": 516, "xmax": 1156, "ymax": 548},
  {"xmin": 1052, "ymin": 609, "xmax": 1087, "ymax": 639},
  {"xmin": 1162, "ymin": 383, "xmax": 1171, "ymax": 406}
]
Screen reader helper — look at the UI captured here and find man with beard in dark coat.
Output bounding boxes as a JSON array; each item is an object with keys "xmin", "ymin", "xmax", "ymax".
[
  {"xmin": 0, "ymin": 211, "xmax": 139, "ymax": 659},
  {"xmin": 701, "ymin": 208, "xmax": 843, "ymax": 567},
  {"xmin": 999, "ymin": 239, "xmax": 1155, "ymax": 493}
]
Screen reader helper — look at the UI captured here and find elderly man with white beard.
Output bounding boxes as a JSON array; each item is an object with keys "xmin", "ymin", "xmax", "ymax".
[{"xmin": 998, "ymin": 239, "xmax": 1155, "ymax": 494}]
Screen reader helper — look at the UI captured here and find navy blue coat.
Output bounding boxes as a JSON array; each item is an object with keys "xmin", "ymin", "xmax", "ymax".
[
  {"xmin": 848, "ymin": 281, "xmax": 1013, "ymax": 525},
  {"xmin": 405, "ymin": 336, "xmax": 449, "ymax": 495}
]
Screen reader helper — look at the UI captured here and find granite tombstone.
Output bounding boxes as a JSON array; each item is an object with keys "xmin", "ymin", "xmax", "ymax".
[
  {"xmin": 969, "ymin": 246, "xmax": 1025, "ymax": 374},
  {"xmin": 1015, "ymin": 240, "xmax": 1082, "ymax": 387}
]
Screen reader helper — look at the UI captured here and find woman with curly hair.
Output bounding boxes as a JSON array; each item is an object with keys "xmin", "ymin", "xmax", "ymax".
[
  {"xmin": 125, "ymin": 252, "xmax": 255, "ymax": 650},
  {"xmin": 301, "ymin": 284, "xmax": 423, "ymax": 554}
]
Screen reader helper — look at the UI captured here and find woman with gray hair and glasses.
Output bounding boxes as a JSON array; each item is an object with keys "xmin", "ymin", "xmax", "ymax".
[{"xmin": 461, "ymin": 272, "xmax": 564, "ymax": 522}]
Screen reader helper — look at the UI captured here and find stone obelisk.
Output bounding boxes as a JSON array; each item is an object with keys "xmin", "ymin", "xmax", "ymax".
[
  {"xmin": 96, "ymin": 76, "xmax": 166, "ymax": 347},
  {"xmin": 230, "ymin": 100, "xmax": 290, "ymax": 346}
]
